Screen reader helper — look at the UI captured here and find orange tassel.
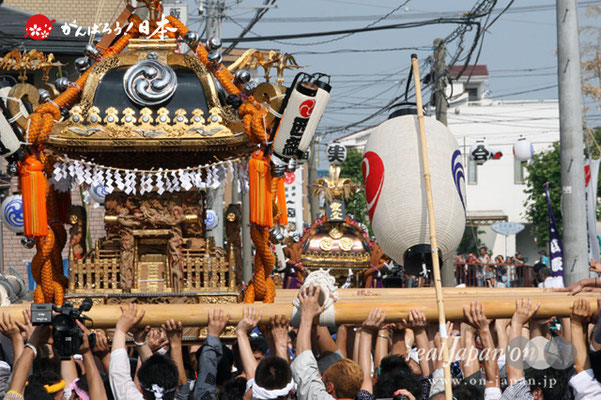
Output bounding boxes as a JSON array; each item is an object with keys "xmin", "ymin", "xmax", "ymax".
[
  {"xmin": 276, "ymin": 177, "xmax": 287, "ymax": 226},
  {"xmin": 249, "ymin": 151, "xmax": 272, "ymax": 227},
  {"xmin": 19, "ymin": 156, "xmax": 48, "ymax": 237}
]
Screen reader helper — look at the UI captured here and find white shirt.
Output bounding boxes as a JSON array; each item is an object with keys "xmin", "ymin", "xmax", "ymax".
[
  {"xmin": 110, "ymin": 348, "xmax": 143, "ymax": 400},
  {"xmin": 569, "ymin": 369, "xmax": 601, "ymax": 400}
]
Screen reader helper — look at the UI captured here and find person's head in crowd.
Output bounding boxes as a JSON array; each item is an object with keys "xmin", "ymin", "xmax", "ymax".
[
  {"xmin": 137, "ymin": 354, "xmax": 179, "ymax": 400},
  {"xmin": 250, "ymin": 335, "xmax": 268, "ymax": 363},
  {"xmin": 24, "ymin": 382, "xmax": 54, "ymax": 400},
  {"xmin": 479, "ymin": 247, "xmax": 487, "ymax": 257},
  {"xmin": 217, "ymin": 377, "xmax": 247, "ymax": 400},
  {"xmin": 525, "ymin": 367, "xmax": 570, "ymax": 399},
  {"xmin": 374, "ymin": 355, "xmax": 422, "ymax": 399},
  {"xmin": 538, "ymin": 267, "xmax": 552, "ymax": 283},
  {"xmin": 495, "ymin": 255, "xmax": 504, "ymax": 264},
  {"xmin": 29, "ymin": 357, "xmax": 65, "ymax": 400},
  {"xmin": 252, "ymin": 356, "xmax": 295, "ymax": 399},
  {"xmin": 452, "ymin": 383, "xmax": 484, "ymax": 400},
  {"xmin": 321, "ymin": 358, "xmax": 362, "ymax": 399}
]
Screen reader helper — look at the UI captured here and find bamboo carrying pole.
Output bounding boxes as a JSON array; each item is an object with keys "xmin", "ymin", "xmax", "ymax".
[
  {"xmin": 1, "ymin": 294, "xmax": 597, "ymax": 328},
  {"xmin": 411, "ymin": 53, "xmax": 452, "ymax": 399}
]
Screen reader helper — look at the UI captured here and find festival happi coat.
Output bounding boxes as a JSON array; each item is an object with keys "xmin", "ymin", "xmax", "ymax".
[{"xmin": 3, "ymin": 0, "xmax": 331, "ymax": 306}]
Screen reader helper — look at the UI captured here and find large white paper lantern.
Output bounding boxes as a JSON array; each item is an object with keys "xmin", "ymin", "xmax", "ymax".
[
  {"xmin": 1, "ymin": 194, "xmax": 24, "ymax": 233},
  {"xmin": 362, "ymin": 114, "xmax": 466, "ymax": 273},
  {"xmin": 513, "ymin": 137, "xmax": 533, "ymax": 162}
]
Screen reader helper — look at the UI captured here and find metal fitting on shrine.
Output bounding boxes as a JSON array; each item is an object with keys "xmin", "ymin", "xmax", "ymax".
[
  {"xmin": 75, "ymin": 57, "xmax": 92, "ymax": 73},
  {"xmin": 54, "ymin": 77, "xmax": 70, "ymax": 92},
  {"xmin": 270, "ymin": 227, "xmax": 284, "ymax": 243},
  {"xmin": 270, "ymin": 154, "xmax": 287, "ymax": 177},
  {"xmin": 38, "ymin": 89, "xmax": 51, "ymax": 104},
  {"xmin": 286, "ymin": 158, "xmax": 297, "ymax": 173},
  {"xmin": 207, "ymin": 51, "xmax": 222, "ymax": 65},
  {"xmin": 234, "ymin": 69, "xmax": 251, "ymax": 85},
  {"xmin": 207, "ymin": 37, "xmax": 222, "ymax": 51},
  {"xmin": 20, "ymin": 237, "xmax": 35, "ymax": 249},
  {"xmin": 183, "ymin": 31, "xmax": 200, "ymax": 48},
  {"xmin": 84, "ymin": 44, "xmax": 101, "ymax": 60}
]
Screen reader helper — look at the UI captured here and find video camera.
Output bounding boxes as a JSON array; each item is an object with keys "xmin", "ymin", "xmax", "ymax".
[{"xmin": 30, "ymin": 298, "xmax": 95, "ymax": 359}]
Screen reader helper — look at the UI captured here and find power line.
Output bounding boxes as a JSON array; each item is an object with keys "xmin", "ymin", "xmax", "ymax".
[{"xmin": 219, "ymin": 17, "xmax": 479, "ymax": 43}]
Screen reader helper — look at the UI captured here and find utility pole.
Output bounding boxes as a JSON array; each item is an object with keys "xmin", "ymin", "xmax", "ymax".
[
  {"xmin": 433, "ymin": 38, "xmax": 454, "ymax": 287},
  {"xmin": 308, "ymin": 137, "xmax": 321, "ymax": 220},
  {"xmin": 433, "ymin": 38, "xmax": 448, "ymax": 126},
  {"xmin": 205, "ymin": 0, "xmax": 224, "ymax": 39},
  {"xmin": 557, "ymin": 0, "xmax": 589, "ymax": 285}
]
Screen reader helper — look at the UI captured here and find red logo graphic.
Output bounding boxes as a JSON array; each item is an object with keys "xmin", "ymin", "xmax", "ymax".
[
  {"xmin": 362, "ymin": 151, "xmax": 385, "ymax": 221},
  {"xmin": 585, "ymin": 164, "xmax": 591, "ymax": 187},
  {"xmin": 24, "ymin": 14, "xmax": 55, "ymax": 40},
  {"xmin": 284, "ymin": 172, "xmax": 296, "ymax": 185},
  {"xmin": 298, "ymin": 99, "xmax": 315, "ymax": 118}
]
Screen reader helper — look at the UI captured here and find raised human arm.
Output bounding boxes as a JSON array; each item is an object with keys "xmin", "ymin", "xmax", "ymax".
[
  {"xmin": 193, "ymin": 308, "xmax": 230, "ymax": 400},
  {"xmin": 7, "ymin": 325, "xmax": 51, "ymax": 396},
  {"xmin": 296, "ymin": 285, "xmax": 325, "ymax": 356},
  {"xmin": 163, "ymin": 319, "xmax": 187, "ymax": 385},
  {"xmin": 464, "ymin": 302, "xmax": 499, "ymax": 389},
  {"xmin": 269, "ymin": 315, "xmax": 291, "ymax": 361},
  {"xmin": 570, "ymin": 298, "xmax": 592, "ymax": 373},
  {"xmin": 403, "ymin": 309, "xmax": 432, "ymax": 376},
  {"xmin": 235, "ymin": 305, "xmax": 262, "ymax": 380},
  {"xmin": 0, "ymin": 312, "xmax": 24, "ymax": 361},
  {"xmin": 77, "ymin": 320, "xmax": 108, "ymax": 400},
  {"xmin": 506, "ymin": 298, "xmax": 540, "ymax": 384},
  {"xmin": 336, "ymin": 325, "xmax": 349, "ymax": 357},
  {"xmin": 360, "ymin": 308, "xmax": 385, "ymax": 393}
]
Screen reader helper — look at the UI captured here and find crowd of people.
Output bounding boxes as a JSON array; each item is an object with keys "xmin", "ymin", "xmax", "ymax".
[
  {"xmin": 453, "ymin": 248, "xmax": 548, "ymax": 288},
  {"xmin": 1, "ymin": 284, "xmax": 601, "ymax": 399}
]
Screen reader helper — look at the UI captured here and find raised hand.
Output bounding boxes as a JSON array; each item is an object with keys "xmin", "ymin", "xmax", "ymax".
[
  {"xmin": 571, "ymin": 298, "xmax": 592, "ymax": 326},
  {"xmin": 93, "ymin": 329, "xmax": 110, "ymax": 356},
  {"xmin": 298, "ymin": 284, "xmax": 325, "ymax": 320},
  {"xmin": 0, "ymin": 312, "xmax": 22, "ymax": 339},
  {"xmin": 511, "ymin": 298, "xmax": 541, "ymax": 327},
  {"xmin": 402, "ymin": 309, "xmax": 427, "ymax": 331},
  {"xmin": 236, "ymin": 305, "xmax": 262, "ymax": 334},
  {"xmin": 207, "ymin": 308, "xmax": 230, "ymax": 337},
  {"xmin": 463, "ymin": 301, "xmax": 491, "ymax": 332},
  {"xmin": 162, "ymin": 319, "xmax": 183, "ymax": 345},
  {"xmin": 76, "ymin": 320, "xmax": 93, "ymax": 354},
  {"xmin": 362, "ymin": 308, "xmax": 386, "ymax": 333},
  {"xmin": 147, "ymin": 329, "xmax": 169, "ymax": 353},
  {"xmin": 20, "ymin": 309, "xmax": 34, "ymax": 341},
  {"xmin": 116, "ymin": 303, "xmax": 145, "ymax": 333}
]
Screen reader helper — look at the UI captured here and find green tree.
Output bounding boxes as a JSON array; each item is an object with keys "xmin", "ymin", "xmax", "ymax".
[
  {"xmin": 339, "ymin": 148, "xmax": 372, "ymax": 234},
  {"xmin": 523, "ymin": 142, "xmax": 562, "ymax": 246}
]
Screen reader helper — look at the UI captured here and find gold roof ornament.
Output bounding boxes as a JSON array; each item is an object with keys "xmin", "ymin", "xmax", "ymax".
[{"xmin": 227, "ymin": 49, "xmax": 306, "ymax": 84}]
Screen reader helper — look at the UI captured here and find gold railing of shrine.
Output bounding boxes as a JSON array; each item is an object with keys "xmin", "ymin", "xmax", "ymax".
[{"xmin": 68, "ymin": 239, "xmax": 238, "ymax": 294}]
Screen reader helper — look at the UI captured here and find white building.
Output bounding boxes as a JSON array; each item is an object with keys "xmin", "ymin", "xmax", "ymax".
[{"xmin": 334, "ymin": 65, "xmax": 560, "ymax": 263}]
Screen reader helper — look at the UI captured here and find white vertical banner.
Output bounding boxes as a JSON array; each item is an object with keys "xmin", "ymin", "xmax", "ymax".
[
  {"xmin": 284, "ymin": 164, "xmax": 304, "ymax": 235},
  {"xmin": 585, "ymin": 158, "xmax": 601, "ymax": 263}
]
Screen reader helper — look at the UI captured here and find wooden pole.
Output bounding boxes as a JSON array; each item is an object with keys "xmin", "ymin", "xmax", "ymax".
[
  {"xmin": 4, "ymin": 294, "xmax": 595, "ymax": 328},
  {"xmin": 411, "ymin": 53, "xmax": 452, "ymax": 399}
]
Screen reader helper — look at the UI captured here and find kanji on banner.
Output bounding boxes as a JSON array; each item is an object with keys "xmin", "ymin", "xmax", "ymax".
[{"xmin": 284, "ymin": 165, "xmax": 304, "ymax": 235}]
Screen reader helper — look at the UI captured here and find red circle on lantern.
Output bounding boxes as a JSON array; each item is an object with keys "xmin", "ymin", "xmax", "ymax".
[
  {"xmin": 284, "ymin": 172, "xmax": 295, "ymax": 185},
  {"xmin": 298, "ymin": 99, "xmax": 316, "ymax": 118}
]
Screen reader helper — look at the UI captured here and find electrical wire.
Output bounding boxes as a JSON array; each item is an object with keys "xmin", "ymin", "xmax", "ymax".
[{"xmin": 222, "ymin": 0, "xmax": 276, "ymax": 55}]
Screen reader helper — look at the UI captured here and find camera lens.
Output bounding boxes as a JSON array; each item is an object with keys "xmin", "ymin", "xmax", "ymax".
[{"xmin": 53, "ymin": 314, "xmax": 75, "ymax": 333}]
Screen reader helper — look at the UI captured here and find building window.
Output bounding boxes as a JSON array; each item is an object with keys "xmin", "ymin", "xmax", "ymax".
[
  {"xmin": 466, "ymin": 87, "xmax": 479, "ymax": 101},
  {"xmin": 468, "ymin": 159, "xmax": 478, "ymax": 185},
  {"xmin": 514, "ymin": 158, "xmax": 526, "ymax": 184}
]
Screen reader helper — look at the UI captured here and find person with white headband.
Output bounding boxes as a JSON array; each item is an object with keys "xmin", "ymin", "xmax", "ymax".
[{"xmin": 236, "ymin": 306, "xmax": 296, "ymax": 399}]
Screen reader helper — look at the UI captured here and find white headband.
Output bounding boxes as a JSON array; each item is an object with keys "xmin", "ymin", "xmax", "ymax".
[{"xmin": 248, "ymin": 378, "xmax": 296, "ymax": 399}]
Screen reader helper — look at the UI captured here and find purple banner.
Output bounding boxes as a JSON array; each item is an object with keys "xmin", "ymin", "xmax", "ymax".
[{"xmin": 545, "ymin": 183, "xmax": 565, "ymax": 286}]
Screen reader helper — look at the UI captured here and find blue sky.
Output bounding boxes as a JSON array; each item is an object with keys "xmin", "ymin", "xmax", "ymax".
[{"xmin": 183, "ymin": 0, "xmax": 601, "ymax": 136}]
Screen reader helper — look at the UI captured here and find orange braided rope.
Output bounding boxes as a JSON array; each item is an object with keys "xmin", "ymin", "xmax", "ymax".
[{"xmin": 23, "ymin": 16, "xmax": 142, "ymax": 305}]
